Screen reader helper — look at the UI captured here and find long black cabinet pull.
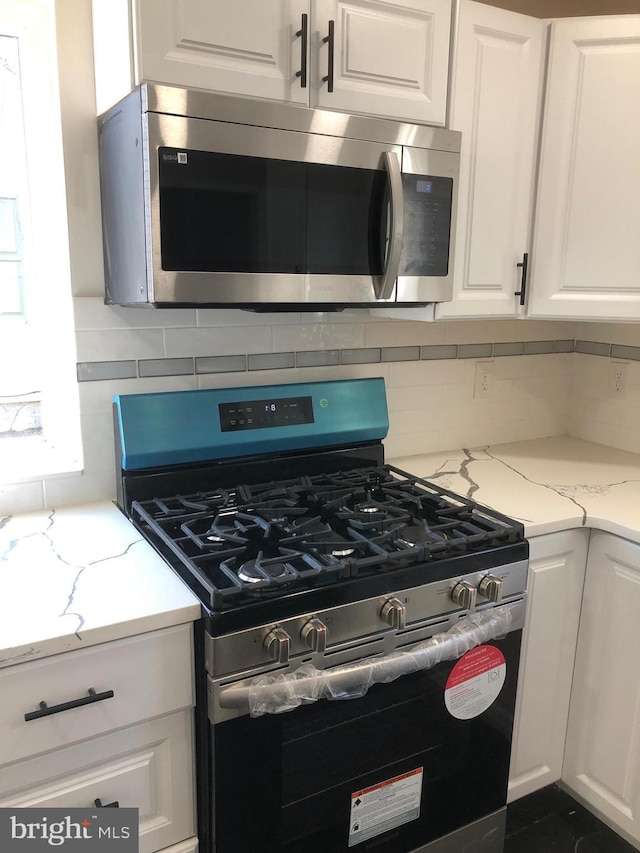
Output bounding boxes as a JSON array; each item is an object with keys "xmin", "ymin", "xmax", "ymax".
[
  {"xmin": 322, "ymin": 20, "xmax": 335, "ymax": 92},
  {"xmin": 514, "ymin": 252, "xmax": 529, "ymax": 306},
  {"xmin": 295, "ymin": 14, "xmax": 308, "ymax": 88},
  {"xmin": 94, "ymin": 799, "xmax": 120, "ymax": 808},
  {"xmin": 24, "ymin": 688, "xmax": 115, "ymax": 721}
]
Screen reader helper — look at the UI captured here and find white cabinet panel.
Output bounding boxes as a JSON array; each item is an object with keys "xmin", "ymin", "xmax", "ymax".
[
  {"xmin": 312, "ymin": 0, "xmax": 451, "ymax": 124},
  {"xmin": 508, "ymin": 529, "xmax": 588, "ymax": 802},
  {"xmin": 529, "ymin": 16, "xmax": 640, "ymax": 320},
  {"xmin": 439, "ymin": 0, "xmax": 544, "ymax": 318},
  {"xmin": 563, "ymin": 532, "xmax": 640, "ymax": 846}
]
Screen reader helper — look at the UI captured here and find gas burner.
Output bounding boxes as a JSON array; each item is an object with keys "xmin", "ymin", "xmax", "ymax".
[
  {"xmin": 396, "ymin": 524, "xmax": 431, "ymax": 548},
  {"xmin": 238, "ymin": 559, "xmax": 289, "ymax": 584},
  {"xmin": 358, "ymin": 504, "xmax": 380, "ymax": 514},
  {"xmin": 330, "ymin": 545, "xmax": 356, "ymax": 558}
]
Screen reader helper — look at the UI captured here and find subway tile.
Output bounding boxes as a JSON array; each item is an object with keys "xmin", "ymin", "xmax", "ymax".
[
  {"xmin": 492, "ymin": 342, "xmax": 525, "ymax": 357},
  {"xmin": 0, "ymin": 480, "xmax": 45, "ymax": 514},
  {"xmin": 73, "ymin": 297, "xmax": 196, "ymax": 330},
  {"xmin": 523, "ymin": 340, "xmax": 555, "ymax": 355},
  {"xmin": 341, "ymin": 348, "xmax": 381, "ymax": 365},
  {"xmin": 78, "ymin": 375, "xmax": 198, "ymax": 415},
  {"xmin": 365, "ymin": 319, "xmax": 445, "ymax": 348},
  {"xmin": 457, "ymin": 344, "xmax": 492, "ymax": 359},
  {"xmin": 76, "ymin": 360, "xmax": 137, "ymax": 382},
  {"xmin": 421, "ymin": 344, "xmax": 458, "ymax": 360},
  {"xmin": 575, "ymin": 322, "xmax": 640, "ymax": 348},
  {"xmin": 75, "ymin": 329, "xmax": 164, "ymax": 362},
  {"xmin": 295, "ymin": 350, "xmax": 341, "ymax": 368},
  {"xmin": 611, "ymin": 344, "xmax": 640, "ymax": 362},
  {"xmin": 554, "ymin": 340, "xmax": 575, "ymax": 353},
  {"xmin": 196, "ymin": 309, "xmax": 299, "ymax": 326},
  {"xmin": 164, "ymin": 325, "xmax": 272, "ymax": 357},
  {"xmin": 575, "ymin": 340, "xmax": 611, "ymax": 357},
  {"xmin": 381, "ymin": 346, "xmax": 421, "ymax": 363},
  {"xmin": 195, "ymin": 355, "xmax": 247, "ymax": 374},
  {"xmin": 248, "ymin": 352, "xmax": 296, "ymax": 371},
  {"xmin": 138, "ymin": 358, "xmax": 194, "ymax": 378},
  {"xmin": 273, "ymin": 323, "xmax": 366, "ymax": 352}
]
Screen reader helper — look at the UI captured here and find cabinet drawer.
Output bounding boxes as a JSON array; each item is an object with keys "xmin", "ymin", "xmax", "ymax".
[
  {"xmin": 0, "ymin": 624, "xmax": 193, "ymax": 766},
  {"xmin": 0, "ymin": 710, "xmax": 195, "ymax": 853}
]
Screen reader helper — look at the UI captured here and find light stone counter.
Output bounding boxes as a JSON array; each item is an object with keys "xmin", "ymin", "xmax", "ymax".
[
  {"xmin": 0, "ymin": 502, "xmax": 201, "ymax": 669},
  {"xmin": 390, "ymin": 435, "xmax": 640, "ymax": 544}
]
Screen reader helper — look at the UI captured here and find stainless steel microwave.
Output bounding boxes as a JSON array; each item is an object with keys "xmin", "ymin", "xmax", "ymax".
[{"xmin": 97, "ymin": 84, "xmax": 461, "ymax": 310}]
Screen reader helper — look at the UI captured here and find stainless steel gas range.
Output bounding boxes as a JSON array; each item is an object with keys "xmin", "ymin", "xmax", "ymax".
[{"xmin": 114, "ymin": 377, "xmax": 528, "ymax": 853}]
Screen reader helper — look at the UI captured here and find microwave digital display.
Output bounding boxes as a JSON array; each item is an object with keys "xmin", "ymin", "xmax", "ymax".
[{"xmin": 219, "ymin": 396, "xmax": 314, "ymax": 432}]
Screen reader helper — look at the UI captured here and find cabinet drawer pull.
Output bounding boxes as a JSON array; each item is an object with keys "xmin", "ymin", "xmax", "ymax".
[
  {"xmin": 514, "ymin": 252, "xmax": 529, "ymax": 306},
  {"xmin": 24, "ymin": 688, "xmax": 115, "ymax": 721},
  {"xmin": 322, "ymin": 20, "xmax": 335, "ymax": 92},
  {"xmin": 295, "ymin": 13, "xmax": 308, "ymax": 88},
  {"xmin": 94, "ymin": 799, "xmax": 119, "ymax": 808}
]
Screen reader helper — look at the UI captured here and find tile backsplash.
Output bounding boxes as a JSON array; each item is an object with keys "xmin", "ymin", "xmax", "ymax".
[{"xmin": 1, "ymin": 299, "xmax": 639, "ymax": 516}]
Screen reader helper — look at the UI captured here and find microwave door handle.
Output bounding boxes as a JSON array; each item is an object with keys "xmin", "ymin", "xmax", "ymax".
[{"xmin": 376, "ymin": 151, "xmax": 404, "ymax": 301}]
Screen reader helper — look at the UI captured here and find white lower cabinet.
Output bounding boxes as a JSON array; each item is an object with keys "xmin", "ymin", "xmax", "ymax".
[
  {"xmin": 562, "ymin": 532, "xmax": 640, "ymax": 848},
  {"xmin": 508, "ymin": 529, "xmax": 588, "ymax": 802},
  {"xmin": 0, "ymin": 624, "xmax": 197, "ymax": 853}
]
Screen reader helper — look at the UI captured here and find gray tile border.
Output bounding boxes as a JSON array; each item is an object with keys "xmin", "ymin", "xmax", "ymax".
[
  {"xmin": 138, "ymin": 357, "xmax": 194, "ymax": 378},
  {"xmin": 611, "ymin": 344, "xmax": 640, "ymax": 362},
  {"xmin": 421, "ymin": 344, "xmax": 458, "ymax": 360},
  {"xmin": 523, "ymin": 340, "xmax": 555, "ymax": 355},
  {"xmin": 76, "ymin": 360, "xmax": 137, "ymax": 382},
  {"xmin": 247, "ymin": 352, "xmax": 296, "ymax": 371},
  {"xmin": 296, "ymin": 350, "xmax": 341, "ymax": 368},
  {"xmin": 341, "ymin": 348, "xmax": 381, "ymax": 364},
  {"xmin": 575, "ymin": 340, "xmax": 611, "ymax": 357},
  {"xmin": 554, "ymin": 340, "xmax": 575, "ymax": 353},
  {"xmin": 195, "ymin": 355, "xmax": 247, "ymax": 374},
  {"xmin": 457, "ymin": 343, "xmax": 492, "ymax": 359},
  {"xmin": 381, "ymin": 346, "xmax": 421, "ymax": 363},
  {"xmin": 492, "ymin": 342, "xmax": 525, "ymax": 357}
]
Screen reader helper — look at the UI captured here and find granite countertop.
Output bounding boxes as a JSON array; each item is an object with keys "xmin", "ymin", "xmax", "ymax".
[
  {"xmin": 390, "ymin": 435, "xmax": 640, "ymax": 545},
  {"xmin": 2, "ymin": 435, "xmax": 639, "ymax": 672},
  {"xmin": 0, "ymin": 502, "xmax": 201, "ymax": 670}
]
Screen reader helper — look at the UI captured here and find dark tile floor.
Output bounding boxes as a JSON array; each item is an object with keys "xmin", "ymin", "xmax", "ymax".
[{"xmin": 505, "ymin": 785, "xmax": 638, "ymax": 852}]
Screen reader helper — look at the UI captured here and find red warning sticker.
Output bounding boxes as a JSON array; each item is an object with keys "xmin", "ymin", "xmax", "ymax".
[{"xmin": 444, "ymin": 645, "xmax": 506, "ymax": 720}]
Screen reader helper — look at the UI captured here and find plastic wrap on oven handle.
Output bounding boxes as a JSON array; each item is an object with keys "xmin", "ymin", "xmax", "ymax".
[{"xmin": 218, "ymin": 601, "xmax": 524, "ymax": 718}]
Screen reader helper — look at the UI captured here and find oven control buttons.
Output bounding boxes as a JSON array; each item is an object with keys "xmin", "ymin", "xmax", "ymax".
[
  {"xmin": 478, "ymin": 574, "xmax": 503, "ymax": 603},
  {"xmin": 264, "ymin": 627, "xmax": 291, "ymax": 664},
  {"xmin": 301, "ymin": 618, "xmax": 328, "ymax": 653},
  {"xmin": 450, "ymin": 581, "xmax": 477, "ymax": 611},
  {"xmin": 380, "ymin": 597, "xmax": 407, "ymax": 630}
]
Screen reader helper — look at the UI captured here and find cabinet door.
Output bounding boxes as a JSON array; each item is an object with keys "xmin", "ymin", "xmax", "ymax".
[
  {"xmin": 529, "ymin": 16, "xmax": 640, "ymax": 320},
  {"xmin": 134, "ymin": 0, "xmax": 310, "ymax": 104},
  {"xmin": 508, "ymin": 529, "xmax": 588, "ymax": 803},
  {"xmin": 438, "ymin": 0, "xmax": 544, "ymax": 319},
  {"xmin": 563, "ymin": 532, "xmax": 640, "ymax": 846},
  {"xmin": 311, "ymin": 0, "xmax": 451, "ymax": 125}
]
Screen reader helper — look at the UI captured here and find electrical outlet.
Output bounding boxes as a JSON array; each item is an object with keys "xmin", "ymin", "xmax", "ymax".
[
  {"xmin": 609, "ymin": 362, "xmax": 629, "ymax": 397},
  {"xmin": 474, "ymin": 361, "xmax": 494, "ymax": 399}
]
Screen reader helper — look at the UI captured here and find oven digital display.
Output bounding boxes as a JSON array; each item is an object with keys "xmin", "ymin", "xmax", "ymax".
[{"xmin": 219, "ymin": 396, "xmax": 315, "ymax": 432}]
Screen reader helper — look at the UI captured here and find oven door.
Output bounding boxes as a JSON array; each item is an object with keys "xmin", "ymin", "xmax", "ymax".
[{"xmin": 209, "ymin": 615, "xmax": 522, "ymax": 853}]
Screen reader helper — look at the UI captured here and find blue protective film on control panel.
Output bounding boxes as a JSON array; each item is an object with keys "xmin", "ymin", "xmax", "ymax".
[{"xmin": 114, "ymin": 377, "xmax": 389, "ymax": 471}]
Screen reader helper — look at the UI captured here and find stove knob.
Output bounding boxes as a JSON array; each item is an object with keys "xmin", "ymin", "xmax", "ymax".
[
  {"xmin": 478, "ymin": 574, "xmax": 503, "ymax": 603},
  {"xmin": 301, "ymin": 618, "xmax": 328, "ymax": 653},
  {"xmin": 264, "ymin": 627, "xmax": 291, "ymax": 664},
  {"xmin": 450, "ymin": 581, "xmax": 477, "ymax": 611},
  {"xmin": 380, "ymin": 597, "xmax": 406, "ymax": 630}
]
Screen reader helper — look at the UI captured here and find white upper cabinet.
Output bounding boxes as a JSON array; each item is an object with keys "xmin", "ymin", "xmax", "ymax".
[
  {"xmin": 311, "ymin": 0, "xmax": 451, "ymax": 124},
  {"xmin": 528, "ymin": 16, "xmax": 640, "ymax": 320},
  {"xmin": 438, "ymin": 0, "xmax": 545, "ymax": 319},
  {"xmin": 93, "ymin": 0, "xmax": 452, "ymax": 125}
]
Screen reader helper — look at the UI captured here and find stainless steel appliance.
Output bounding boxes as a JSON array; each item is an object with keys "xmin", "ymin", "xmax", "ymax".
[
  {"xmin": 98, "ymin": 85, "xmax": 461, "ymax": 310},
  {"xmin": 114, "ymin": 377, "xmax": 527, "ymax": 853}
]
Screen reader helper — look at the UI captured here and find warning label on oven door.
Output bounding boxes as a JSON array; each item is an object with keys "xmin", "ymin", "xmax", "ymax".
[
  {"xmin": 348, "ymin": 767, "xmax": 423, "ymax": 847},
  {"xmin": 444, "ymin": 644, "xmax": 506, "ymax": 720}
]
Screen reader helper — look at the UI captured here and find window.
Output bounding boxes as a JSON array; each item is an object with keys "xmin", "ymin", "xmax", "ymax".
[{"xmin": 0, "ymin": 0, "xmax": 81, "ymax": 483}]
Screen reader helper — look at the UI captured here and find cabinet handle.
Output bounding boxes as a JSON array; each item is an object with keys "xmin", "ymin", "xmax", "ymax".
[
  {"xmin": 24, "ymin": 688, "xmax": 115, "ymax": 721},
  {"xmin": 295, "ymin": 14, "xmax": 308, "ymax": 88},
  {"xmin": 376, "ymin": 151, "xmax": 404, "ymax": 301},
  {"xmin": 514, "ymin": 252, "xmax": 528, "ymax": 306},
  {"xmin": 94, "ymin": 799, "xmax": 119, "ymax": 808},
  {"xmin": 322, "ymin": 20, "xmax": 335, "ymax": 92}
]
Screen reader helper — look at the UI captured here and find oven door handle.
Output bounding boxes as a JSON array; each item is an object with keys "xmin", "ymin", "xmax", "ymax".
[
  {"xmin": 218, "ymin": 600, "xmax": 524, "ymax": 717},
  {"xmin": 375, "ymin": 151, "xmax": 404, "ymax": 301}
]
